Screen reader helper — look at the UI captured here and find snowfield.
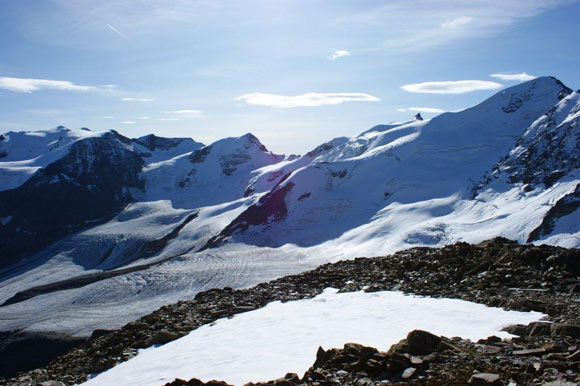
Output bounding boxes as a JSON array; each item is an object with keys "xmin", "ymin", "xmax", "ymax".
[
  {"xmin": 0, "ymin": 76, "xmax": 578, "ymax": 340},
  {"xmin": 82, "ymin": 289, "xmax": 544, "ymax": 386}
]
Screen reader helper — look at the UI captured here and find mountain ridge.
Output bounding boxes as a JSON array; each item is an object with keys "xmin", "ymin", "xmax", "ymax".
[{"xmin": 0, "ymin": 75, "xmax": 579, "ymax": 347}]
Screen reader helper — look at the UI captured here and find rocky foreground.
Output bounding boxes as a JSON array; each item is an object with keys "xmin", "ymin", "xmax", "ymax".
[
  {"xmin": 2, "ymin": 238, "xmax": 580, "ymax": 385},
  {"xmin": 168, "ymin": 324, "xmax": 580, "ymax": 386}
]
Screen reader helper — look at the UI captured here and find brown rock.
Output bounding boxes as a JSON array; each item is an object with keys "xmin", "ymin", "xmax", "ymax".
[
  {"xmin": 550, "ymin": 323, "xmax": 580, "ymax": 338},
  {"xmin": 148, "ymin": 330, "xmax": 182, "ymax": 346},
  {"xmin": 527, "ymin": 321, "xmax": 552, "ymax": 336},
  {"xmin": 406, "ymin": 330, "xmax": 441, "ymax": 355},
  {"xmin": 512, "ymin": 348, "xmax": 546, "ymax": 356},
  {"xmin": 469, "ymin": 373, "xmax": 502, "ymax": 385},
  {"xmin": 502, "ymin": 324, "xmax": 527, "ymax": 337}
]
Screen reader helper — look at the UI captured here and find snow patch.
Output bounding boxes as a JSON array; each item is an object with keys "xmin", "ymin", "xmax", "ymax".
[{"xmin": 83, "ymin": 288, "xmax": 544, "ymax": 386}]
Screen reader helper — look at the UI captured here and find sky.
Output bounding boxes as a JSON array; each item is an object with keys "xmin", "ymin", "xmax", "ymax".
[{"xmin": 1, "ymin": 0, "xmax": 579, "ymax": 155}]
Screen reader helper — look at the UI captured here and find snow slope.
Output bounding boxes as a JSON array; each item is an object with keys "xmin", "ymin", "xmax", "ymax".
[
  {"xmin": 0, "ymin": 76, "xmax": 578, "ymax": 339},
  {"xmin": 82, "ymin": 289, "xmax": 544, "ymax": 386},
  {"xmin": 209, "ymin": 77, "xmax": 576, "ymax": 250}
]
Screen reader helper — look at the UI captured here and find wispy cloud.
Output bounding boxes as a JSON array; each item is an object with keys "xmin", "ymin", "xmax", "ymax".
[
  {"xmin": 157, "ymin": 118, "xmax": 180, "ymax": 121},
  {"xmin": 106, "ymin": 24, "xmax": 129, "ymax": 40},
  {"xmin": 398, "ymin": 107, "xmax": 445, "ymax": 113},
  {"xmin": 401, "ymin": 80, "xmax": 502, "ymax": 94},
  {"xmin": 0, "ymin": 77, "xmax": 96, "ymax": 93},
  {"xmin": 138, "ymin": 116, "xmax": 150, "ymax": 120},
  {"xmin": 122, "ymin": 97, "xmax": 153, "ymax": 102},
  {"xmin": 441, "ymin": 16, "xmax": 473, "ymax": 29},
  {"xmin": 328, "ymin": 50, "xmax": 351, "ymax": 60},
  {"xmin": 103, "ymin": 116, "xmax": 115, "ymax": 119},
  {"xmin": 236, "ymin": 92, "xmax": 380, "ymax": 108},
  {"xmin": 122, "ymin": 120, "xmax": 135, "ymax": 125},
  {"xmin": 338, "ymin": 1, "xmax": 574, "ymax": 52},
  {"xmin": 490, "ymin": 72, "xmax": 536, "ymax": 82},
  {"xmin": 164, "ymin": 109, "xmax": 203, "ymax": 116}
]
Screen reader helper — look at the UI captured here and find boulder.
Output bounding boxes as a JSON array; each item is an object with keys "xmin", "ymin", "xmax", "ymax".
[
  {"xmin": 469, "ymin": 373, "xmax": 502, "ymax": 385},
  {"xmin": 550, "ymin": 323, "xmax": 580, "ymax": 339},
  {"xmin": 406, "ymin": 330, "xmax": 441, "ymax": 355}
]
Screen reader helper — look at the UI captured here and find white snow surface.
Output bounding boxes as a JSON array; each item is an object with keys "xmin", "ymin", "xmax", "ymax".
[
  {"xmin": 82, "ymin": 288, "xmax": 544, "ymax": 386},
  {"xmin": 0, "ymin": 77, "xmax": 579, "ymax": 338}
]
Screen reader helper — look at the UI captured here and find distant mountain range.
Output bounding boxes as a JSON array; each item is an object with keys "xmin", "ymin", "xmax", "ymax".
[{"xmin": 0, "ymin": 76, "xmax": 579, "ymax": 340}]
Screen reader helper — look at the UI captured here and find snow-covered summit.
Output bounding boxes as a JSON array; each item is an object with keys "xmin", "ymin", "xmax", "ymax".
[
  {"xmin": 206, "ymin": 76, "xmax": 575, "ymax": 249},
  {"xmin": 132, "ymin": 134, "xmax": 203, "ymax": 164},
  {"xmin": 142, "ymin": 133, "xmax": 285, "ymax": 208}
]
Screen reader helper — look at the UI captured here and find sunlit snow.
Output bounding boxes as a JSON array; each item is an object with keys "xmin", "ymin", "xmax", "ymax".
[{"xmin": 83, "ymin": 289, "xmax": 544, "ymax": 386}]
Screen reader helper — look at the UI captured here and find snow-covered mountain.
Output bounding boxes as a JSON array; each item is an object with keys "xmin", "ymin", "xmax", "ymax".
[
  {"xmin": 0, "ymin": 76, "xmax": 579, "ymax": 340},
  {"xmin": 207, "ymin": 76, "xmax": 578, "ymax": 252}
]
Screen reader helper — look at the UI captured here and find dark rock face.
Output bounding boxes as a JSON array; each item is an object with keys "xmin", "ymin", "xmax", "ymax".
[
  {"xmin": 202, "ymin": 181, "xmax": 295, "ymax": 249},
  {"xmin": 220, "ymin": 153, "xmax": 251, "ymax": 176},
  {"xmin": 485, "ymin": 90, "xmax": 579, "ymax": 189},
  {"xmin": 2, "ymin": 239, "xmax": 579, "ymax": 385},
  {"xmin": 528, "ymin": 184, "xmax": 580, "ymax": 242},
  {"xmin": 0, "ymin": 132, "xmax": 145, "ymax": 268},
  {"xmin": 190, "ymin": 146, "xmax": 212, "ymax": 163},
  {"xmin": 133, "ymin": 134, "xmax": 201, "ymax": 152},
  {"xmin": 305, "ymin": 141, "xmax": 334, "ymax": 158}
]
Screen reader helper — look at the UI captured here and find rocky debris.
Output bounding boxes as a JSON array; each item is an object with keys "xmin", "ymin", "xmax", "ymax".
[
  {"xmin": 165, "ymin": 377, "xmax": 233, "ymax": 386},
  {"xmin": 179, "ymin": 325, "xmax": 579, "ymax": 385},
  {"xmin": 2, "ymin": 238, "xmax": 579, "ymax": 385}
]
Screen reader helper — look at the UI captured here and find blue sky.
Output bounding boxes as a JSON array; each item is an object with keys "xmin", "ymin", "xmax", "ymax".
[{"xmin": 1, "ymin": 0, "xmax": 579, "ymax": 154}]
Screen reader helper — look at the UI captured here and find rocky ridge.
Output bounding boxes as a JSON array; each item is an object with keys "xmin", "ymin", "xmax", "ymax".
[{"xmin": 2, "ymin": 238, "xmax": 580, "ymax": 385}]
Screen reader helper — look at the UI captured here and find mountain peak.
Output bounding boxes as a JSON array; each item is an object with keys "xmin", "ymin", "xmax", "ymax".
[
  {"xmin": 414, "ymin": 113, "xmax": 423, "ymax": 121},
  {"xmin": 240, "ymin": 132, "xmax": 269, "ymax": 152}
]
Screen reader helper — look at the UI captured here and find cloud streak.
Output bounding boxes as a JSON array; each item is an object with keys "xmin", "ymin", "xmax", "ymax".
[
  {"xmin": 490, "ymin": 72, "xmax": 536, "ymax": 82},
  {"xmin": 236, "ymin": 92, "xmax": 380, "ymax": 108},
  {"xmin": 401, "ymin": 80, "xmax": 502, "ymax": 94},
  {"xmin": 441, "ymin": 16, "xmax": 473, "ymax": 29},
  {"xmin": 329, "ymin": 50, "xmax": 351, "ymax": 60},
  {"xmin": 0, "ymin": 77, "xmax": 96, "ymax": 93},
  {"xmin": 122, "ymin": 97, "xmax": 153, "ymax": 102},
  {"xmin": 398, "ymin": 107, "xmax": 445, "ymax": 113},
  {"xmin": 164, "ymin": 109, "xmax": 203, "ymax": 116},
  {"xmin": 106, "ymin": 24, "xmax": 129, "ymax": 40}
]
